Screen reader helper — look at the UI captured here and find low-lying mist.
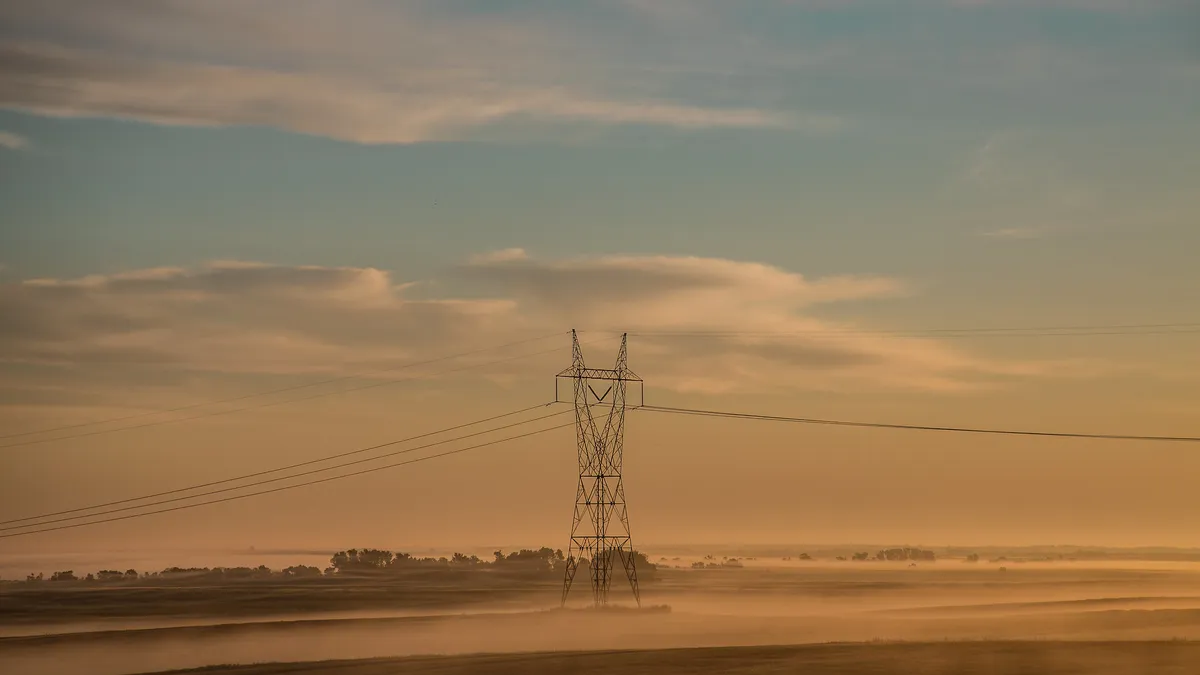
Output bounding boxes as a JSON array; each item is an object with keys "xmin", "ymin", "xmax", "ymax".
[{"xmin": 5, "ymin": 560, "xmax": 1200, "ymax": 675}]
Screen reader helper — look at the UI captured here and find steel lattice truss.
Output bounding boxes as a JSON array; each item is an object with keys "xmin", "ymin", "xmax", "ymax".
[{"xmin": 558, "ymin": 330, "xmax": 642, "ymax": 608}]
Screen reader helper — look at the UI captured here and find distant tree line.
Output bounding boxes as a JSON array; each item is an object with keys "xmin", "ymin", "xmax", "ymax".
[
  {"xmin": 325, "ymin": 547, "xmax": 571, "ymax": 575},
  {"xmin": 691, "ymin": 555, "xmax": 744, "ymax": 569},
  {"xmin": 874, "ymin": 547, "xmax": 936, "ymax": 562},
  {"xmin": 838, "ymin": 548, "xmax": 936, "ymax": 562},
  {"xmin": 11, "ymin": 547, "xmax": 657, "ymax": 585}
]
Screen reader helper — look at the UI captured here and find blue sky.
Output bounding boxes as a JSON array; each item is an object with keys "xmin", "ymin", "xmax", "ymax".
[
  {"xmin": 2, "ymin": 1, "xmax": 1196, "ymax": 280},
  {"xmin": 1, "ymin": 1, "xmax": 1199, "ymax": 549}
]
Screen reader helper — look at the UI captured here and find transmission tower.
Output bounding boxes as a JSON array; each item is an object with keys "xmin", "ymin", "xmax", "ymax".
[{"xmin": 558, "ymin": 330, "xmax": 642, "ymax": 608}]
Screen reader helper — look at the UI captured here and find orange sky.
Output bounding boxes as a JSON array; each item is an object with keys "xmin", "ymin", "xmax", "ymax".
[{"xmin": 2, "ymin": 320, "xmax": 1198, "ymax": 557}]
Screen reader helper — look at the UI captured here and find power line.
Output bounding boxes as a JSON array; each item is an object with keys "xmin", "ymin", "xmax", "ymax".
[
  {"xmin": 0, "ymin": 405, "xmax": 574, "ymax": 532},
  {"xmin": 0, "ymin": 331, "xmax": 567, "ymax": 443},
  {"xmin": 616, "ymin": 323, "xmax": 1200, "ymax": 339},
  {"xmin": 0, "ymin": 402, "xmax": 558, "ymax": 527},
  {"xmin": 0, "ymin": 336, "xmax": 614, "ymax": 451},
  {"xmin": 0, "ymin": 422, "xmax": 574, "ymax": 540},
  {"xmin": 635, "ymin": 329, "xmax": 1200, "ymax": 339},
  {"xmin": 638, "ymin": 404, "xmax": 1200, "ymax": 443},
  {"xmin": 629, "ymin": 321, "xmax": 1200, "ymax": 334}
]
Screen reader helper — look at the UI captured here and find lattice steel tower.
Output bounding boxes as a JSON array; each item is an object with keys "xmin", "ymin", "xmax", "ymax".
[{"xmin": 558, "ymin": 329, "xmax": 642, "ymax": 608}]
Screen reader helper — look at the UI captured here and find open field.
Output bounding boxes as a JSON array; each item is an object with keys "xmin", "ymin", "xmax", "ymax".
[
  {"xmin": 5, "ymin": 563, "xmax": 1200, "ymax": 674},
  {"xmin": 144, "ymin": 642, "xmax": 1200, "ymax": 675},
  {"xmin": 0, "ymin": 572, "xmax": 560, "ymax": 630}
]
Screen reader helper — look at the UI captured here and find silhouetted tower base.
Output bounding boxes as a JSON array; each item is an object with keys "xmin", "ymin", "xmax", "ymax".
[{"xmin": 558, "ymin": 330, "xmax": 642, "ymax": 608}]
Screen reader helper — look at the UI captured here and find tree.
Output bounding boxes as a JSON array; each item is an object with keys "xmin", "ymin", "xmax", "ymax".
[
  {"xmin": 160, "ymin": 566, "xmax": 212, "ymax": 580},
  {"xmin": 630, "ymin": 550, "xmax": 655, "ymax": 569},
  {"xmin": 329, "ymin": 549, "xmax": 394, "ymax": 574},
  {"xmin": 50, "ymin": 570, "xmax": 77, "ymax": 582},
  {"xmin": 965, "ymin": 553, "xmax": 980, "ymax": 563},
  {"xmin": 494, "ymin": 547, "xmax": 564, "ymax": 572},
  {"xmin": 852, "ymin": 552, "xmax": 870, "ymax": 561},
  {"xmin": 567, "ymin": 549, "xmax": 657, "ymax": 580},
  {"xmin": 875, "ymin": 548, "xmax": 936, "ymax": 562},
  {"xmin": 282, "ymin": 565, "xmax": 322, "ymax": 578},
  {"xmin": 629, "ymin": 550, "xmax": 658, "ymax": 579}
]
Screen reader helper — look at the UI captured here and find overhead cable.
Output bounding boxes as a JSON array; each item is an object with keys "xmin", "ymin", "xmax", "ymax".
[
  {"xmin": 0, "ymin": 402, "xmax": 559, "ymax": 527},
  {"xmin": 1, "ymin": 405, "xmax": 572, "ymax": 532},
  {"xmin": 638, "ymin": 404, "xmax": 1200, "ymax": 443},
  {"xmin": 0, "ymin": 422, "xmax": 573, "ymax": 540},
  {"xmin": 0, "ymin": 335, "xmax": 610, "ymax": 451},
  {"xmin": 0, "ymin": 331, "xmax": 567, "ymax": 442},
  {"xmin": 572, "ymin": 322, "xmax": 1200, "ymax": 339}
]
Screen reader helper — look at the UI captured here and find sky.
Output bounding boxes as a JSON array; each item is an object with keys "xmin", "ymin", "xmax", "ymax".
[{"xmin": 1, "ymin": 0, "xmax": 1199, "ymax": 563}]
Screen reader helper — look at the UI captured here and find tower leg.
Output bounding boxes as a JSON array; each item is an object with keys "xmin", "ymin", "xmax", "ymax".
[{"xmin": 617, "ymin": 548, "xmax": 641, "ymax": 607}]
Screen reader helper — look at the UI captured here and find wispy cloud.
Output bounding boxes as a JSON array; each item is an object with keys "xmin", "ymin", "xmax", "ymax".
[
  {"xmin": 0, "ymin": 130, "xmax": 28, "ymax": 150},
  {"xmin": 0, "ymin": 2, "xmax": 798, "ymax": 144},
  {"xmin": 0, "ymin": 0, "xmax": 1190, "ymax": 144},
  {"xmin": 0, "ymin": 254, "xmax": 1079, "ymax": 398},
  {"xmin": 0, "ymin": 42, "xmax": 795, "ymax": 144},
  {"xmin": 468, "ymin": 248, "xmax": 530, "ymax": 265}
]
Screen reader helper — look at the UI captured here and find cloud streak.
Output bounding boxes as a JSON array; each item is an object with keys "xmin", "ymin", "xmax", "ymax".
[
  {"xmin": 0, "ymin": 254, "xmax": 1075, "ymax": 398},
  {"xmin": 0, "ymin": 2, "xmax": 796, "ymax": 143},
  {"xmin": 0, "ymin": 42, "xmax": 792, "ymax": 144},
  {"xmin": 1, "ymin": 0, "xmax": 1189, "ymax": 144}
]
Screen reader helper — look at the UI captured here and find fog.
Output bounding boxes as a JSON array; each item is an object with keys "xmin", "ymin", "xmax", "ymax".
[{"xmin": 5, "ymin": 561, "xmax": 1200, "ymax": 675}]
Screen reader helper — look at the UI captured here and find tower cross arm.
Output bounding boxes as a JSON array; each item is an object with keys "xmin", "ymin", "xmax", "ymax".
[{"xmin": 556, "ymin": 367, "xmax": 642, "ymax": 381}]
